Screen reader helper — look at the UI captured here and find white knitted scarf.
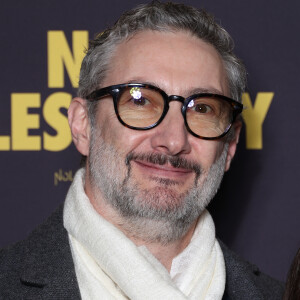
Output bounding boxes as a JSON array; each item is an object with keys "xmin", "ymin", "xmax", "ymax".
[{"xmin": 64, "ymin": 169, "xmax": 225, "ymax": 299}]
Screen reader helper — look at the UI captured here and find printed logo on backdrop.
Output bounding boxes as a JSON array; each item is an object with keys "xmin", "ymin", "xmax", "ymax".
[
  {"xmin": 0, "ymin": 31, "xmax": 274, "ymax": 152},
  {"xmin": 0, "ymin": 31, "xmax": 87, "ymax": 153}
]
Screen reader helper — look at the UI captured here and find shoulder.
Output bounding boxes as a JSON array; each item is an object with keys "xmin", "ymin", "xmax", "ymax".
[
  {"xmin": 0, "ymin": 206, "xmax": 63, "ymax": 282},
  {"xmin": 0, "ymin": 236, "xmax": 25, "ymax": 295},
  {"xmin": 0, "ymin": 204, "xmax": 65, "ymax": 266},
  {"xmin": 219, "ymin": 240, "xmax": 285, "ymax": 300},
  {"xmin": 0, "ymin": 208, "xmax": 62, "ymax": 285},
  {"xmin": 0, "ymin": 205, "xmax": 80, "ymax": 298}
]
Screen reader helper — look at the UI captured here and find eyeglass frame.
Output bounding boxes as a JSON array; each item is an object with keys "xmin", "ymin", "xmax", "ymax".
[{"xmin": 86, "ymin": 82, "xmax": 243, "ymax": 140}]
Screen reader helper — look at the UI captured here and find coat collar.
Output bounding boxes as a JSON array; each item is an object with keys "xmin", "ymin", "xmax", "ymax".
[{"xmin": 219, "ymin": 240, "xmax": 265, "ymax": 300}]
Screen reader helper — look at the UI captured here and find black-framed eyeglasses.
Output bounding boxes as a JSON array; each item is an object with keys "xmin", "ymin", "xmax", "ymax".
[{"xmin": 86, "ymin": 83, "xmax": 243, "ymax": 140}]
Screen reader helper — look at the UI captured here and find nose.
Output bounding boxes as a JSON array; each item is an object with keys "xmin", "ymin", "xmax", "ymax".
[{"xmin": 150, "ymin": 102, "xmax": 191, "ymax": 155}]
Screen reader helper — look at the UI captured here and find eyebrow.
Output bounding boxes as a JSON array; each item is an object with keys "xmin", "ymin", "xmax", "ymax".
[
  {"xmin": 125, "ymin": 79, "xmax": 225, "ymax": 96},
  {"xmin": 188, "ymin": 87, "xmax": 224, "ymax": 95}
]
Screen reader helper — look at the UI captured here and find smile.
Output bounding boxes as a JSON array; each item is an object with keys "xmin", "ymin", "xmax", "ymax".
[{"xmin": 133, "ymin": 160, "xmax": 194, "ymax": 180}]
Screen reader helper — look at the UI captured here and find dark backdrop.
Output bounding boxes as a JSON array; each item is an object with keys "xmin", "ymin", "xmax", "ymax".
[{"xmin": 0, "ymin": 0, "xmax": 299, "ymax": 282}]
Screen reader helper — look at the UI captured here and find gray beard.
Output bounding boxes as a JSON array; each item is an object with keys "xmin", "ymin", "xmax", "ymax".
[{"xmin": 88, "ymin": 129, "xmax": 228, "ymax": 244}]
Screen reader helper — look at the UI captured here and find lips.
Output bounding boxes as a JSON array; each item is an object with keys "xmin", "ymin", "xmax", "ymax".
[{"xmin": 134, "ymin": 159, "xmax": 193, "ymax": 179}]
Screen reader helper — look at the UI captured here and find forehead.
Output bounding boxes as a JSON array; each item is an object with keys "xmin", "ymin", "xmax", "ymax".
[{"xmin": 102, "ymin": 30, "xmax": 228, "ymax": 96}]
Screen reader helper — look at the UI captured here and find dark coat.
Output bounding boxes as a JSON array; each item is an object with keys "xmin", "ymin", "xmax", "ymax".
[{"xmin": 0, "ymin": 206, "xmax": 284, "ymax": 299}]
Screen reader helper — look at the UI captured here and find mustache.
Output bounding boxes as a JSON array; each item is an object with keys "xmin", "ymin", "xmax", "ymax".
[{"xmin": 125, "ymin": 152, "xmax": 202, "ymax": 177}]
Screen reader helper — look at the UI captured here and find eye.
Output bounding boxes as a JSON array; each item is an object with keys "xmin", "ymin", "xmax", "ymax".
[
  {"xmin": 188, "ymin": 100, "xmax": 212, "ymax": 113},
  {"xmin": 194, "ymin": 103, "xmax": 212, "ymax": 113},
  {"xmin": 131, "ymin": 96, "xmax": 149, "ymax": 106},
  {"xmin": 130, "ymin": 87, "xmax": 150, "ymax": 106}
]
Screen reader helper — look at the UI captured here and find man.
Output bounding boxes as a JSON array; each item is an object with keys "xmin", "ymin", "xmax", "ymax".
[{"xmin": 0, "ymin": 1, "xmax": 284, "ymax": 299}]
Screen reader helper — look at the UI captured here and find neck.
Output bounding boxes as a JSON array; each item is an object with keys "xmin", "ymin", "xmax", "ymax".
[{"xmin": 132, "ymin": 221, "xmax": 197, "ymax": 272}]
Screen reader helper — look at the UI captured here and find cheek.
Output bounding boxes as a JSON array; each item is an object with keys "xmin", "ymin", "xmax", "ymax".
[
  {"xmin": 95, "ymin": 101, "xmax": 120, "ymax": 141},
  {"xmin": 97, "ymin": 112, "xmax": 117, "ymax": 140},
  {"xmin": 192, "ymin": 140, "xmax": 225, "ymax": 170}
]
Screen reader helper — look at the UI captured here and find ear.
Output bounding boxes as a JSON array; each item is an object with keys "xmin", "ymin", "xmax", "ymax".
[
  {"xmin": 225, "ymin": 120, "xmax": 242, "ymax": 171},
  {"xmin": 68, "ymin": 97, "xmax": 90, "ymax": 156}
]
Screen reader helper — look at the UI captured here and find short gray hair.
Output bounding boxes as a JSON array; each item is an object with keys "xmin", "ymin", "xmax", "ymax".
[{"xmin": 78, "ymin": 1, "xmax": 246, "ymax": 124}]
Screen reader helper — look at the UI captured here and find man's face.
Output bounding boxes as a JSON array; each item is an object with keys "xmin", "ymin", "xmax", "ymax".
[{"xmin": 85, "ymin": 30, "xmax": 236, "ymax": 243}]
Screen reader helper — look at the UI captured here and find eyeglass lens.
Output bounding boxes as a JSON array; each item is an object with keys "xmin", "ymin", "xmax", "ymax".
[
  {"xmin": 117, "ymin": 86, "xmax": 233, "ymax": 138},
  {"xmin": 118, "ymin": 86, "xmax": 164, "ymax": 128}
]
